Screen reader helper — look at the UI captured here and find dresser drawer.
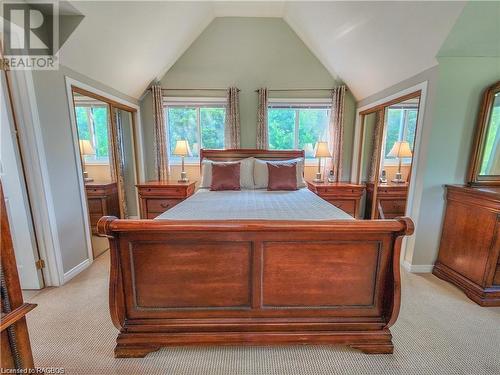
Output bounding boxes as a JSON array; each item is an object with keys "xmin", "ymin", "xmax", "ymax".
[
  {"xmin": 146, "ymin": 198, "xmax": 181, "ymax": 214},
  {"xmin": 327, "ymin": 199, "xmax": 356, "ymax": 216},
  {"xmin": 380, "ymin": 199, "xmax": 406, "ymax": 214},
  {"xmin": 139, "ymin": 186, "xmax": 187, "ymax": 198}
]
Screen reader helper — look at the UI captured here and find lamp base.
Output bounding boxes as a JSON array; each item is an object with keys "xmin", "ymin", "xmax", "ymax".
[
  {"xmin": 313, "ymin": 172, "xmax": 324, "ymax": 183},
  {"xmin": 391, "ymin": 172, "xmax": 404, "ymax": 184},
  {"xmin": 178, "ymin": 171, "xmax": 189, "ymax": 183},
  {"xmin": 83, "ymin": 171, "xmax": 94, "ymax": 183}
]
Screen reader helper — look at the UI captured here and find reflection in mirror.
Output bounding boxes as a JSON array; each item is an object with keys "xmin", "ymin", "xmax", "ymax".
[
  {"xmin": 357, "ymin": 111, "xmax": 380, "ymax": 219},
  {"xmin": 72, "ymin": 90, "xmax": 139, "ymax": 258},
  {"xmin": 479, "ymin": 91, "xmax": 500, "ymax": 177},
  {"xmin": 113, "ymin": 108, "xmax": 139, "ymax": 219},
  {"xmin": 372, "ymin": 96, "xmax": 420, "ymax": 219},
  {"xmin": 357, "ymin": 92, "xmax": 421, "ymax": 219}
]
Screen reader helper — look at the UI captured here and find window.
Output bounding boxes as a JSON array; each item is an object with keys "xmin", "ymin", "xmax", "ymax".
[
  {"xmin": 384, "ymin": 106, "xmax": 418, "ymax": 164},
  {"xmin": 267, "ymin": 100, "xmax": 331, "ymax": 158},
  {"xmin": 75, "ymin": 105, "xmax": 110, "ymax": 163},
  {"xmin": 164, "ymin": 98, "xmax": 226, "ymax": 163}
]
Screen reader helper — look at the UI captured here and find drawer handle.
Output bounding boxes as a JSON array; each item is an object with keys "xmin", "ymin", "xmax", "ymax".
[{"xmin": 160, "ymin": 203, "xmax": 170, "ymax": 208}]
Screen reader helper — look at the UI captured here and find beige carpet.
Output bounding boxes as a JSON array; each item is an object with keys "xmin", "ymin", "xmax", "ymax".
[{"xmin": 25, "ymin": 252, "xmax": 500, "ymax": 375}]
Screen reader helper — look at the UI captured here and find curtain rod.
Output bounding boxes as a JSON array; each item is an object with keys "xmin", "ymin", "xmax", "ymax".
[
  {"xmin": 253, "ymin": 88, "xmax": 348, "ymax": 92},
  {"xmin": 149, "ymin": 88, "xmax": 240, "ymax": 92}
]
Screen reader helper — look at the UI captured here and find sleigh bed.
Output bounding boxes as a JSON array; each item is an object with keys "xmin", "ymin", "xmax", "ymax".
[{"xmin": 98, "ymin": 149, "xmax": 413, "ymax": 358}]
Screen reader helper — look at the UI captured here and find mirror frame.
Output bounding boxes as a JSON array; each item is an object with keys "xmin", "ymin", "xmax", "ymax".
[{"xmin": 468, "ymin": 80, "xmax": 500, "ymax": 186}]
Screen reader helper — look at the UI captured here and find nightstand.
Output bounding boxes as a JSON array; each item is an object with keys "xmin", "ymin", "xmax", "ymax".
[
  {"xmin": 85, "ymin": 182, "xmax": 120, "ymax": 234},
  {"xmin": 136, "ymin": 180, "xmax": 196, "ymax": 219},
  {"xmin": 306, "ymin": 181, "xmax": 365, "ymax": 218}
]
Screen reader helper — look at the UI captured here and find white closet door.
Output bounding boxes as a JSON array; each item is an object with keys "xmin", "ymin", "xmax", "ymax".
[{"xmin": 1, "ymin": 75, "xmax": 43, "ymax": 290}]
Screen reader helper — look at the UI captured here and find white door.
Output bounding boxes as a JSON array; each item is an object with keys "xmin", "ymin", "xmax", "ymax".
[{"xmin": 0, "ymin": 74, "xmax": 44, "ymax": 290}]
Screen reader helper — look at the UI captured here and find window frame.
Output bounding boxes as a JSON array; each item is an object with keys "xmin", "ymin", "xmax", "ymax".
[
  {"xmin": 382, "ymin": 105, "xmax": 419, "ymax": 166},
  {"xmin": 267, "ymin": 98, "xmax": 331, "ymax": 163},
  {"xmin": 164, "ymin": 97, "xmax": 227, "ymax": 165},
  {"xmin": 75, "ymin": 103, "xmax": 110, "ymax": 165}
]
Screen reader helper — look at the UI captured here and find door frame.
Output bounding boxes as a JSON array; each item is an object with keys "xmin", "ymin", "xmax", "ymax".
[
  {"xmin": 351, "ymin": 81, "xmax": 429, "ymax": 269},
  {"xmin": 64, "ymin": 77, "xmax": 145, "ymax": 265}
]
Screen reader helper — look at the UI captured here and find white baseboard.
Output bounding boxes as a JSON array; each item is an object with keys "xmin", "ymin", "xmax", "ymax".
[
  {"xmin": 128, "ymin": 215, "xmax": 139, "ymax": 219},
  {"xmin": 63, "ymin": 259, "xmax": 91, "ymax": 284},
  {"xmin": 402, "ymin": 261, "xmax": 434, "ymax": 273}
]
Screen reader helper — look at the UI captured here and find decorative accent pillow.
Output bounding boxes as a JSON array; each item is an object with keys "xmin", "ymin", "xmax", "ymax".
[
  {"xmin": 210, "ymin": 162, "xmax": 241, "ymax": 191},
  {"xmin": 267, "ymin": 162, "xmax": 298, "ymax": 191},
  {"xmin": 200, "ymin": 157, "xmax": 255, "ymax": 189},
  {"xmin": 254, "ymin": 158, "xmax": 306, "ymax": 189}
]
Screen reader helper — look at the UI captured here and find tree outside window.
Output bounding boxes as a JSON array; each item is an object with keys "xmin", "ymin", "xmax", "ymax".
[
  {"xmin": 267, "ymin": 101, "xmax": 330, "ymax": 158},
  {"xmin": 165, "ymin": 100, "xmax": 226, "ymax": 163},
  {"xmin": 384, "ymin": 107, "xmax": 418, "ymax": 163},
  {"xmin": 75, "ymin": 105, "xmax": 110, "ymax": 163}
]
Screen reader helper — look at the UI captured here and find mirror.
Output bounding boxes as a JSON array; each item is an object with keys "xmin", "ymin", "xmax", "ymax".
[
  {"xmin": 468, "ymin": 81, "xmax": 500, "ymax": 185},
  {"xmin": 356, "ymin": 92, "xmax": 421, "ymax": 219},
  {"xmin": 71, "ymin": 88, "xmax": 140, "ymax": 258}
]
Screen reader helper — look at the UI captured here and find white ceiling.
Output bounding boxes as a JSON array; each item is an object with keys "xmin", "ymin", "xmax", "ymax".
[{"xmin": 60, "ymin": 1, "xmax": 465, "ymax": 100}]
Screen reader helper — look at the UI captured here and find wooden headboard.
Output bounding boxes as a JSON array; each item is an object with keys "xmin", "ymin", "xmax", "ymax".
[{"xmin": 200, "ymin": 149, "xmax": 305, "ymax": 162}]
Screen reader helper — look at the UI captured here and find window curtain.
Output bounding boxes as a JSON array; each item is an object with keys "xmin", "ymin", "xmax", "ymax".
[
  {"xmin": 256, "ymin": 88, "xmax": 268, "ymax": 149},
  {"xmin": 109, "ymin": 109, "xmax": 128, "ymax": 218},
  {"xmin": 368, "ymin": 110, "xmax": 385, "ymax": 182},
  {"xmin": 323, "ymin": 85, "xmax": 346, "ymax": 181},
  {"xmin": 224, "ymin": 87, "xmax": 241, "ymax": 148},
  {"xmin": 151, "ymin": 84, "xmax": 169, "ymax": 180}
]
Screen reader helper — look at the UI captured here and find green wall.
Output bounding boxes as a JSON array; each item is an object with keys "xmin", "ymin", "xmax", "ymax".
[
  {"xmin": 411, "ymin": 1, "xmax": 500, "ymax": 266},
  {"xmin": 140, "ymin": 17, "xmax": 356, "ymax": 181}
]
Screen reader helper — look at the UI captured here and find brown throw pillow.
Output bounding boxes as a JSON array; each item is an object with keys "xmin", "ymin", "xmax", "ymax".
[
  {"xmin": 267, "ymin": 162, "xmax": 298, "ymax": 191},
  {"xmin": 210, "ymin": 162, "xmax": 241, "ymax": 191}
]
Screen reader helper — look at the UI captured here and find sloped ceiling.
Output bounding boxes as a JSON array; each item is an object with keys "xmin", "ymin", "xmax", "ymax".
[{"xmin": 60, "ymin": 1, "xmax": 466, "ymax": 100}]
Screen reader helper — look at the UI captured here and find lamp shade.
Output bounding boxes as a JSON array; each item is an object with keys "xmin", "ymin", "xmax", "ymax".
[
  {"xmin": 313, "ymin": 141, "xmax": 332, "ymax": 158},
  {"xmin": 388, "ymin": 140, "xmax": 413, "ymax": 158},
  {"xmin": 79, "ymin": 139, "xmax": 95, "ymax": 156},
  {"xmin": 172, "ymin": 140, "xmax": 192, "ymax": 157}
]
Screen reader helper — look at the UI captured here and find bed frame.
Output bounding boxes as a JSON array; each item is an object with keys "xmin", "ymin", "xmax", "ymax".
[{"xmin": 98, "ymin": 149, "xmax": 414, "ymax": 358}]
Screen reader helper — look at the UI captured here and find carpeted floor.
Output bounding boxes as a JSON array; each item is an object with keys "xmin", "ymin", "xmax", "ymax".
[{"xmin": 25, "ymin": 251, "xmax": 500, "ymax": 375}]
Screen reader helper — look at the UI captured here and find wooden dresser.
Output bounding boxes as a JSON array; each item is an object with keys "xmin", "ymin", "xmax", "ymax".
[
  {"xmin": 306, "ymin": 181, "xmax": 365, "ymax": 218},
  {"xmin": 366, "ymin": 182, "xmax": 408, "ymax": 219},
  {"xmin": 137, "ymin": 181, "xmax": 196, "ymax": 219},
  {"xmin": 433, "ymin": 185, "xmax": 500, "ymax": 306},
  {"xmin": 85, "ymin": 182, "xmax": 120, "ymax": 234}
]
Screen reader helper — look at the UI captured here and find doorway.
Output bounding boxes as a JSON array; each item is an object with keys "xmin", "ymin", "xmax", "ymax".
[{"xmin": 1, "ymin": 68, "xmax": 44, "ymax": 289}]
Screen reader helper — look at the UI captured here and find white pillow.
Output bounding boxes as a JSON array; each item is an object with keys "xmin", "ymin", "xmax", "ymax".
[
  {"xmin": 254, "ymin": 158, "xmax": 306, "ymax": 189},
  {"xmin": 200, "ymin": 157, "xmax": 255, "ymax": 189}
]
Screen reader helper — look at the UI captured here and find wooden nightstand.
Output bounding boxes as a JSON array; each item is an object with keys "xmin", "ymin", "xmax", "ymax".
[
  {"xmin": 366, "ymin": 182, "xmax": 408, "ymax": 219},
  {"xmin": 306, "ymin": 181, "xmax": 365, "ymax": 218},
  {"xmin": 85, "ymin": 182, "xmax": 120, "ymax": 234},
  {"xmin": 136, "ymin": 180, "xmax": 196, "ymax": 219}
]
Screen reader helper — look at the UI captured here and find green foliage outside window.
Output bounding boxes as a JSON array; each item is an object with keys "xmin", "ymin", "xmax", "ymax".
[
  {"xmin": 384, "ymin": 108, "xmax": 417, "ymax": 160},
  {"xmin": 167, "ymin": 106, "xmax": 225, "ymax": 159},
  {"xmin": 75, "ymin": 106, "xmax": 109, "ymax": 160},
  {"xmin": 268, "ymin": 109, "xmax": 295, "ymax": 150},
  {"xmin": 268, "ymin": 107, "xmax": 330, "ymax": 156}
]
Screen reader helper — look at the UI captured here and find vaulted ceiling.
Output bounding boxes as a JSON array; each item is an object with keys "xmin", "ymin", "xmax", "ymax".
[{"xmin": 58, "ymin": 1, "xmax": 466, "ymax": 100}]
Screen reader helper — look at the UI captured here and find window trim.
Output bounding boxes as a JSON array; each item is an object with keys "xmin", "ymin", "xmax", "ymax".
[
  {"xmin": 164, "ymin": 97, "xmax": 226, "ymax": 165},
  {"xmin": 267, "ymin": 98, "xmax": 331, "ymax": 163}
]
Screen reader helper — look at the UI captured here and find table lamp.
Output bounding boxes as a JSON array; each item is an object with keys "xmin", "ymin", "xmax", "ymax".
[
  {"xmin": 313, "ymin": 141, "xmax": 332, "ymax": 183},
  {"xmin": 388, "ymin": 140, "xmax": 412, "ymax": 183},
  {"xmin": 79, "ymin": 139, "xmax": 95, "ymax": 182},
  {"xmin": 173, "ymin": 140, "xmax": 192, "ymax": 182}
]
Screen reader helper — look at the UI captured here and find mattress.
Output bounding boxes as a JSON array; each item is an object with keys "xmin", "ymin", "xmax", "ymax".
[{"xmin": 155, "ymin": 188, "xmax": 354, "ymax": 221}]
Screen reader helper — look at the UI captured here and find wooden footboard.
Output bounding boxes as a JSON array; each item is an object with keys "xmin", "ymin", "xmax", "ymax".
[{"xmin": 98, "ymin": 217, "xmax": 413, "ymax": 357}]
